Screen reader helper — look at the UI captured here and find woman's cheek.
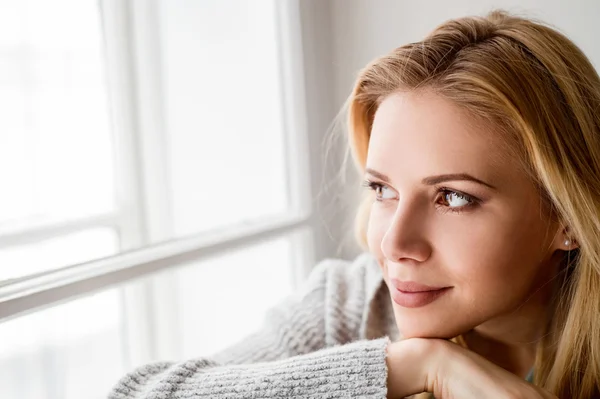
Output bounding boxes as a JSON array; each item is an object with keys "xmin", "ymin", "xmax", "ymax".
[
  {"xmin": 366, "ymin": 206, "xmax": 388, "ymax": 253},
  {"xmin": 367, "ymin": 206, "xmax": 396, "ymax": 276}
]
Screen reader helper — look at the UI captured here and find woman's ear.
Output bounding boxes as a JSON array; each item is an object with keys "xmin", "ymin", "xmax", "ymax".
[{"xmin": 552, "ymin": 224, "xmax": 579, "ymax": 252}]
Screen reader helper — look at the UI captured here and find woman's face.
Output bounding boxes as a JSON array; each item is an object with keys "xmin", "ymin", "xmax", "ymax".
[{"xmin": 365, "ymin": 90, "xmax": 567, "ymax": 340}]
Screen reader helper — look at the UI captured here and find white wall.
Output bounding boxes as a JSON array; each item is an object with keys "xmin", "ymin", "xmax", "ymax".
[
  {"xmin": 329, "ymin": 0, "xmax": 600, "ymax": 109},
  {"xmin": 311, "ymin": 0, "xmax": 600, "ymax": 260}
]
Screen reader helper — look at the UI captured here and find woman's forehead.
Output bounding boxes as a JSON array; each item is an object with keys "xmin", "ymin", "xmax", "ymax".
[{"xmin": 367, "ymin": 91, "xmax": 514, "ymax": 187}]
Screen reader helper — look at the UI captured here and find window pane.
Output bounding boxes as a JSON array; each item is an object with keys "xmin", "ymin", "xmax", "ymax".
[
  {"xmin": 0, "ymin": 289, "xmax": 126, "ymax": 399},
  {"xmin": 160, "ymin": 0, "xmax": 289, "ymax": 238},
  {"xmin": 0, "ymin": 227, "xmax": 119, "ymax": 281},
  {"xmin": 0, "ymin": 0, "xmax": 115, "ymax": 228},
  {"xmin": 174, "ymin": 235, "xmax": 294, "ymax": 356}
]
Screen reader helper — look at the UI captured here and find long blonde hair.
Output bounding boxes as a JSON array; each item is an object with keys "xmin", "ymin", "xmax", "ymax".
[{"xmin": 348, "ymin": 10, "xmax": 600, "ymax": 398}]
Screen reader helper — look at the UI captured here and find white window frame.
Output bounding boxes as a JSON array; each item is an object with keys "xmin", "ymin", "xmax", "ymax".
[{"xmin": 0, "ymin": 0, "xmax": 322, "ymax": 365}]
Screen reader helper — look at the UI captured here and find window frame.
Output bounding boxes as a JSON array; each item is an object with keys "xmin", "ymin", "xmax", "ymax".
[{"xmin": 0, "ymin": 0, "xmax": 320, "ymax": 365}]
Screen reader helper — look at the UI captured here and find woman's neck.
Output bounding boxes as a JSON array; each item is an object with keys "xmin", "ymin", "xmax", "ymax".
[{"xmin": 463, "ymin": 327, "xmax": 538, "ymax": 378}]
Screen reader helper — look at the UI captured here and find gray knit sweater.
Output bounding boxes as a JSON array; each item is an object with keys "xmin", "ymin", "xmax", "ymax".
[{"xmin": 108, "ymin": 252, "xmax": 402, "ymax": 398}]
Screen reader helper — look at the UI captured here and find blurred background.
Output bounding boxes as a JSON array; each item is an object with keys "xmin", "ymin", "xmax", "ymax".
[{"xmin": 1, "ymin": 0, "xmax": 599, "ymax": 398}]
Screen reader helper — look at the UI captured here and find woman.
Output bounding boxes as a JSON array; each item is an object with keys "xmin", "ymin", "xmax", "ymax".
[{"xmin": 109, "ymin": 10, "xmax": 600, "ymax": 399}]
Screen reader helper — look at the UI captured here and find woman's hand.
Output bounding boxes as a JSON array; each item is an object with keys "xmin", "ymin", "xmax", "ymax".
[
  {"xmin": 421, "ymin": 339, "xmax": 557, "ymax": 399},
  {"xmin": 385, "ymin": 338, "xmax": 431, "ymax": 398},
  {"xmin": 386, "ymin": 338, "xmax": 558, "ymax": 399}
]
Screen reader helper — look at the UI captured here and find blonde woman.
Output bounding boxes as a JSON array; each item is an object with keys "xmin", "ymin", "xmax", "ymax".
[{"xmin": 109, "ymin": 10, "xmax": 600, "ymax": 399}]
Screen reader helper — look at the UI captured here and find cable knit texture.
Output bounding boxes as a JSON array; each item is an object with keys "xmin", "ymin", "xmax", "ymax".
[{"xmin": 108, "ymin": 252, "xmax": 401, "ymax": 398}]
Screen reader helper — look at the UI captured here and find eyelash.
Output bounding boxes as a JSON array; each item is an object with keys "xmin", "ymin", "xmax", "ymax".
[{"xmin": 361, "ymin": 179, "xmax": 480, "ymax": 214}]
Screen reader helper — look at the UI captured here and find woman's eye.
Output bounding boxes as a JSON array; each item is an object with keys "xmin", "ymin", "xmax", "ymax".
[
  {"xmin": 362, "ymin": 180, "xmax": 396, "ymax": 201},
  {"xmin": 363, "ymin": 180, "xmax": 476, "ymax": 209},
  {"xmin": 375, "ymin": 185, "xmax": 396, "ymax": 200},
  {"xmin": 440, "ymin": 190, "xmax": 472, "ymax": 208}
]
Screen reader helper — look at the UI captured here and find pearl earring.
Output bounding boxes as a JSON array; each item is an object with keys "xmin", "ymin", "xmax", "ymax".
[{"xmin": 564, "ymin": 239, "xmax": 571, "ymax": 247}]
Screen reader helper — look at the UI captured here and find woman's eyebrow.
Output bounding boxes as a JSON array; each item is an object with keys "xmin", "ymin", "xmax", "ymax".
[
  {"xmin": 422, "ymin": 173, "xmax": 497, "ymax": 190},
  {"xmin": 365, "ymin": 168, "xmax": 497, "ymax": 190},
  {"xmin": 364, "ymin": 168, "xmax": 391, "ymax": 183}
]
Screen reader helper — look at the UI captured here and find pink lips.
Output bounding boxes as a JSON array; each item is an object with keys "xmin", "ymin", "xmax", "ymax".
[{"xmin": 390, "ymin": 279, "xmax": 451, "ymax": 308}]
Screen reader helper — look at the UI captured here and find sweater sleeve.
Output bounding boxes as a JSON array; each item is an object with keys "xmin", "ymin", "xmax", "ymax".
[{"xmin": 107, "ymin": 257, "xmax": 391, "ymax": 399}]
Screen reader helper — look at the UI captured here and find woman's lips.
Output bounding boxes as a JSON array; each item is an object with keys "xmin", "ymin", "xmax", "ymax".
[
  {"xmin": 390, "ymin": 279, "xmax": 448, "ymax": 292},
  {"xmin": 389, "ymin": 279, "xmax": 451, "ymax": 308}
]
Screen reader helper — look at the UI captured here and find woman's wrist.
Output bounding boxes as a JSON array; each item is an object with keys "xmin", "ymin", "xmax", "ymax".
[{"xmin": 385, "ymin": 338, "xmax": 432, "ymax": 399}]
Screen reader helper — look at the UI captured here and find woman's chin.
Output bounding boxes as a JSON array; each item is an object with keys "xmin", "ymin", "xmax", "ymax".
[
  {"xmin": 398, "ymin": 329, "xmax": 456, "ymax": 340},
  {"xmin": 394, "ymin": 313, "xmax": 468, "ymax": 340}
]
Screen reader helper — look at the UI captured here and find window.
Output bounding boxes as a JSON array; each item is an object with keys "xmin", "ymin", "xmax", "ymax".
[
  {"xmin": 0, "ymin": 289, "xmax": 126, "ymax": 399},
  {"xmin": 0, "ymin": 0, "xmax": 117, "ymax": 280},
  {"xmin": 0, "ymin": 1, "xmax": 320, "ymax": 398},
  {"xmin": 162, "ymin": 0, "xmax": 290, "ymax": 236}
]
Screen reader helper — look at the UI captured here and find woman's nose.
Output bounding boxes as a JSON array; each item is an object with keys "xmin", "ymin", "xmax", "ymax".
[{"xmin": 380, "ymin": 201, "xmax": 432, "ymax": 264}]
